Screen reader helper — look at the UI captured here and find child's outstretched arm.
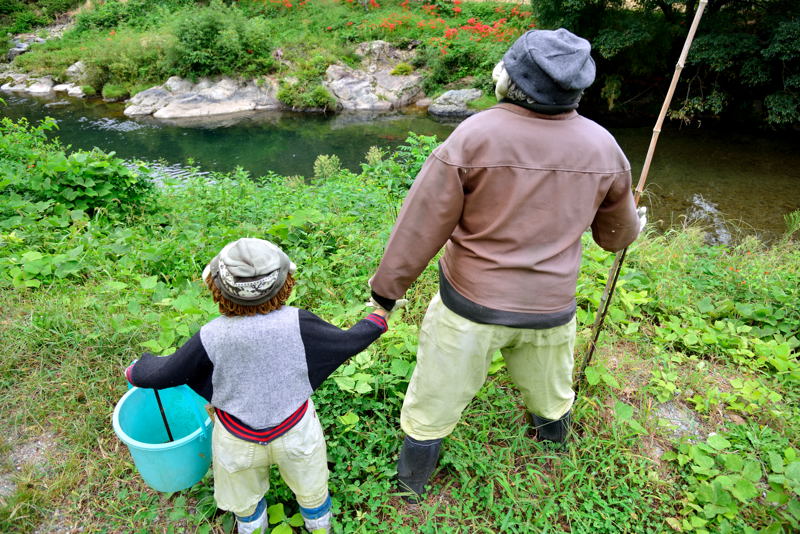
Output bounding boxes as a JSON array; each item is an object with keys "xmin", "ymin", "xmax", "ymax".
[
  {"xmin": 299, "ymin": 309, "xmax": 388, "ymax": 390},
  {"xmin": 125, "ymin": 332, "xmax": 214, "ymax": 401}
]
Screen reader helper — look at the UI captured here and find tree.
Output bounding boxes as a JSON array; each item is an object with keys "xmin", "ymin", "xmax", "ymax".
[{"xmin": 533, "ymin": 0, "xmax": 800, "ymax": 127}]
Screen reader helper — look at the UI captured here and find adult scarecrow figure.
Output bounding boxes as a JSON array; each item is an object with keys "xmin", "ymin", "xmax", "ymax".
[{"xmin": 369, "ymin": 28, "xmax": 646, "ymax": 501}]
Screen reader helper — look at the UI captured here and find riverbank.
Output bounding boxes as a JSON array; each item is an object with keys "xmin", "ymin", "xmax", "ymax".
[
  {"xmin": 1, "ymin": 118, "xmax": 798, "ymax": 532},
  {"xmin": 5, "ymin": 0, "xmax": 534, "ymax": 120}
]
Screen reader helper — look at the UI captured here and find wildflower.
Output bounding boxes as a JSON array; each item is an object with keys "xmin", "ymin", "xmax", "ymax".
[
  {"xmin": 347, "ymin": 21, "xmax": 354, "ymax": 25},
  {"xmin": 454, "ymin": 6, "xmax": 461, "ymax": 13},
  {"xmin": 327, "ymin": 26, "xmax": 333, "ymax": 30},
  {"xmin": 109, "ymin": 30, "xmax": 116, "ymax": 36},
  {"xmin": 247, "ymin": 49, "xmax": 253, "ymax": 54}
]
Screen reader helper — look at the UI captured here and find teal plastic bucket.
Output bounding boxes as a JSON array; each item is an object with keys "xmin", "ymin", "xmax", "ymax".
[{"xmin": 113, "ymin": 385, "xmax": 212, "ymax": 492}]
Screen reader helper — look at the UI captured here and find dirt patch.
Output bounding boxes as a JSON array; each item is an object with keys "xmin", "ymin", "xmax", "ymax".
[
  {"xmin": 0, "ymin": 432, "xmax": 58, "ymax": 501},
  {"xmin": 655, "ymin": 401, "xmax": 705, "ymax": 442}
]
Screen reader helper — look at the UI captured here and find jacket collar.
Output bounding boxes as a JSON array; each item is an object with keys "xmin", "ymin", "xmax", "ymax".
[{"xmin": 492, "ymin": 102, "xmax": 578, "ymax": 121}]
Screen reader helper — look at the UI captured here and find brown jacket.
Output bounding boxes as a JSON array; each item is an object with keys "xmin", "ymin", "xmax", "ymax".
[{"xmin": 372, "ymin": 103, "xmax": 639, "ymax": 324}]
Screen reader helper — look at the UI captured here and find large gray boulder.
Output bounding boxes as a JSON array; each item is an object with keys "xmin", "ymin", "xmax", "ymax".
[
  {"xmin": 324, "ymin": 40, "xmax": 423, "ymax": 111},
  {"xmin": 124, "ymin": 76, "xmax": 283, "ymax": 119},
  {"xmin": 0, "ymin": 72, "xmax": 30, "ymax": 92},
  {"xmin": 26, "ymin": 76, "xmax": 55, "ymax": 95},
  {"xmin": 65, "ymin": 61, "xmax": 87, "ymax": 83},
  {"xmin": 428, "ymin": 89, "xmax": 483, "ymax": 118}
]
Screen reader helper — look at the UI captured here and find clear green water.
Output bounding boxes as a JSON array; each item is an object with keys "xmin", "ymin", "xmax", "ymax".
[{"xmin": 2, "ymin": 93, "xmax": 799, "ymax": 241}]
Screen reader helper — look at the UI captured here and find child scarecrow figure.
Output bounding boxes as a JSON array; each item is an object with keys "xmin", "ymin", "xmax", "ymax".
[{"xmin": 126, "ymin": 238, "xmax": 389, "ymax": 533}]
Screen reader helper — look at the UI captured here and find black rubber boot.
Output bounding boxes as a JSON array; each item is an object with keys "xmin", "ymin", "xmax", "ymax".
[
  {"xmin": 530, "ymin": 411, "xmax": 571, "ymax": 444},
  {"xmin": 396, "ymin": 435, "xmax": 442, "ymax": 503}
]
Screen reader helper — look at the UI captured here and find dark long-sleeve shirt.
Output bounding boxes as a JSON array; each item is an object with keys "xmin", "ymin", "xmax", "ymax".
[{"xmin": 128, "ymin": 307, "xmax": 387, "ymax": 443}]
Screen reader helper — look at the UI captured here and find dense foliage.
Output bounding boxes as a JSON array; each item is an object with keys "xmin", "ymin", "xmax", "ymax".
[
  {"xmin": 12, "ymin": 0, "xmax": 535, "ymax": 110},
  {"xmin": 0, "ymin": 0, "xmax": 81, "ymax": 35},
  {"xmin": 0, "ymin": 116, "xmax": 798, "ymax": 532},
  {"xmin": 533, "ymin": 0, "xmax": 800, "ymax": 126}
]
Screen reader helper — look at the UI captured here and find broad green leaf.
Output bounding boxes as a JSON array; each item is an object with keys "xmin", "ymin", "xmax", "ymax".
[
  {"xmin": 614, "ymin": 401, "xmax": 633, "ymax": 421},
  {"xmin": 338, "ymin": 412, "xmax": 359, "ymax": 427},
  {"xmin": 785, "ymin": 461, "xmax": 800, "ymax": 484},
  {"xmin": 714, "ymin": 475, "xmax": 734, "ymax": 489},
  {"xmin": 390, "ymin": 358, "xmax": 411, "ymax": 377},
  {"xmin": 140, "ymin": 275, "xmax": 158, "ymax": 289},
  {"xmin": 683, "ymin": 333, "xmax": 699, "ymax": 346},
  {"xmin": 288, "ymin": 513, "xmax": 304, "ymax": 527},
  {"xmin": 139, "ymin": 339, "xmax": 162, "ymax": 353},
  {"xmin": 354, "ymin": 380, "xmax": 373, "ymax": 394},
  {"xmin": 692, "ymin": 452, "xmax": 715, "ymax": 471},
  {"xmin": 105, "ymin": 280, "xmax": 128, "ymax": 291},
  {"xmin": 723, "ymin": 454, "xmax": 744, "ymax": 472},
  {"xmin": 788, "ymin": 499, "xmax": 800, "ymax": 520},
  {"xmin": 766, "ymin": 489, "xmax": 789, "ymax": 505},
  {"xmin": 628, "ymin": 418, "xmax": 646, "ymax": 434},
  {"xmin": 271, "ymin": 524, "xmax": 292, "ymax": 534},
  {"xmin": 585, "ymin": 366, "xmax": 601, "ymax": 385},
  {"xmin": 697, "ymin": 297, "xmax": 715, "ymax": 314},
  {"xmin": 267, "ymin": 503, "xmax": 286, "ymax": 524},
  {"xmin": 742, "ymin": 460, "xmax": 762, "ymax": 482},
  {"xmin": 665, "ymin": 517, "xmax": 683, "ymax": 531},
  {"xmin": 706, "ymin": 433, "xmax": 731, "ymax": 451},
  {"xmin": 768, "ymin": 452, "xmax": 784, "ymax": 473},
  {"xmin": 21, "ymin": 250, "xmax": 44, "ymax": 262},
  {"xmin": 731, "ymin": 477, "xmax": 758, "ymax": 502},
  {"xmin": 601, "ymin": 372, "xmax": 620, "ymax": 389},
  {"xmin": 333, "ymin": 376, "xmax": 355, "ymax": 392}
]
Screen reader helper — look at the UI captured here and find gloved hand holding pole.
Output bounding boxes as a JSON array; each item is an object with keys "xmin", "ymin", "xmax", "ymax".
[{"xmin": 575, "ymin": 0, "xmax": 708, "ymax": 393}]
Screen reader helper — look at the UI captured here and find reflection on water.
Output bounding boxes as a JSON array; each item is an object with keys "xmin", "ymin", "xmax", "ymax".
[{"xmin": 2, "ymin": 92, "xmax": 799, "ymax": 241}]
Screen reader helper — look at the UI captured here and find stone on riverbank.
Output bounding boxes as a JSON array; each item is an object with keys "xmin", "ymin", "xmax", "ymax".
[
  {"xmin": 428, "ymin": 89, "xmax": 483, "ymax": 118},
  {"xmin": 124, "ymin": 76, "xmax": 283, "ymax": 119},
  {"xmin": 324, "ymin": 40, "xmax": 423, "ymax": 111}
]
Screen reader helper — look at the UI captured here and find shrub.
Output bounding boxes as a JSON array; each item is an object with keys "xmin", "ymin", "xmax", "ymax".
[
  {"xmin": 313, "ymin": 154, "xmax": 342, "ymax": 181},
  {"xmin": 277, "ymin": 82, "xmax": 337, "ymax": 111},
  {"xmin": 0, "ymin": 117, "xmax": 152, "ymax": 215},
  {"xmin": 390, "ymin": 62, "xmax": 414, "ymax": 76},
  {"xmin": 168, "ymin": 0, "xmax": 275, "ymax": 78},
  {"xmin": 101, "ymin": 84, "xmax": 129, "ymax": 101},
  {"xmin": 80, "ymin": 85, "xmax": 96, "ymax": 96}
]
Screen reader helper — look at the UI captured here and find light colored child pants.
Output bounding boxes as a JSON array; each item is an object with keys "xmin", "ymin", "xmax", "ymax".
[
  {"xmin": 401, "ymin": 293, "xmax": 577, "ymax": 441},
  {"xmin": 212, "ymin": 399, "xmax": 329, "ymax": 517}
]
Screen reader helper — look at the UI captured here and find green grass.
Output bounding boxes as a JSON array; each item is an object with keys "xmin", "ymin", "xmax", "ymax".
[
  {"xmin": 0, "ymin": 120, "xmax": 798, "ymax": 532},
  {"xmin": 13, "ymin": 0, "xmax": 532, "ymax": 103}
]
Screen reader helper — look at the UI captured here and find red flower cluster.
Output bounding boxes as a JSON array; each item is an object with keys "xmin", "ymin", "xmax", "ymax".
[{"xmin": 378, "ymin": 12, "xmax": 412, "ymax": 31}]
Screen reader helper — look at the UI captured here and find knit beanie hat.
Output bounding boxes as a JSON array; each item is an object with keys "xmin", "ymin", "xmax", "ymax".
[
  {"xmin": 202, "ymin": 238, "xmax": 297, "ymax": 306},
  {"xmin": 502, "ymin": 28, "xmax": 596, "ymax": 110}
]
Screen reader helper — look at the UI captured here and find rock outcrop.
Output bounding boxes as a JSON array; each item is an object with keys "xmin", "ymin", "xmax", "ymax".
[
  {"xmin": 124, "ymin": 76, "xmax": 284, "ymax": 118},
  {"xmin": 428, "ymin": 89, "xmax": 483, "ymax": 118},
  {"xmin": 324, "ymin": 40, "xmax": 423, "ymax": 111}
]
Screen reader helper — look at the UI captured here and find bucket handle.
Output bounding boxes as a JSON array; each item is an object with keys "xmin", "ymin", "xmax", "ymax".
[{"xmin": 181, "ymin": 386, "xmax": 211, "ymax": 440}]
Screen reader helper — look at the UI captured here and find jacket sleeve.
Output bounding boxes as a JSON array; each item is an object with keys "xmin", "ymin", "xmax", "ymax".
[
  {"xmin": 128, "ymin": 332, "xmax": 214, "ymax": 401},
  {"xmin": 590, "ymin": 170, "xmax": 640, "ymax": 252},
  {"xmin": 299, "ymin": 309, "xmax": 387, "ymax": 390},
  {"xmin": 370, "ymin": 153, "xmax": 464, "ymax": 299}
]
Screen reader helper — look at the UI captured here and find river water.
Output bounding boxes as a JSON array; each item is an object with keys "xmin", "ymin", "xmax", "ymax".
[{"xmin": 2, "ymin": 93, "xmax": 799, "ymax": 242}]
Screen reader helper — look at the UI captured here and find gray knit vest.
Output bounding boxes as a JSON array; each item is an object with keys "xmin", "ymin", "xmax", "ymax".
[{"xmin": 200, "ymin": 306, "xmax": 312, "ymax": 428}]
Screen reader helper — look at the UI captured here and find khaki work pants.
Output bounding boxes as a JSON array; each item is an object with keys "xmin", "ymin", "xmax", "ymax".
[
  {"xmin": 212, "ymin": 399, "xmax": 329, "ymax": 517},
  {"xmin": 401, "ymin": 293, "xmax": 577, "ymax": 441}
]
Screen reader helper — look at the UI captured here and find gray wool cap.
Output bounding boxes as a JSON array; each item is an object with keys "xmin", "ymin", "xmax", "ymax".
[
  {"xmin": 202, "ymin": 238, "xmax": 297, "ymax": 306},
  {"xmin": 503, "ymin": 28, "xmax": 596, "ymax": 109}
]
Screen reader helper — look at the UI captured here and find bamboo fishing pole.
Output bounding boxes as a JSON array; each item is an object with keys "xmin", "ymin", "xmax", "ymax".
[{"xmin": 575, "ymin": 0, "xmax": 708, "ymax": 393}]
